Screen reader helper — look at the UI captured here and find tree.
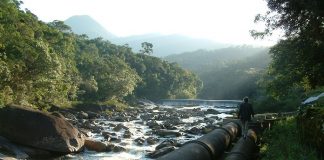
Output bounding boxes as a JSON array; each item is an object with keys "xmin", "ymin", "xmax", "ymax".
[
  {"xmin": 75, "ymin": 37, "xmax": 141, "ymax": 101},
  {"xmin": 251, "ymin": 0, "xmax": 324, "ymax": 98},
  {"xmin": 139, "ymin": 42, "xmax": 153, "ymax": 55},
  {"xmin": 251, "ymin": 0, "xmax": 324, "ymax": 40},
  {"xmin": 0, "ymin": 0, "xmax": 202, "ymax": 107},
  {"xmin": 48, "ymin": 20, "xmax": 72, "ymax": 33}
]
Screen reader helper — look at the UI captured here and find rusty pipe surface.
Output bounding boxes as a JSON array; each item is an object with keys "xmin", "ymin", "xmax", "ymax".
[
  {"xmin": 157, "ymin": 121, "xmax": 241, "ymax": 160},
  {"xmin": 224, "ymin": 129, "xmax": 258, "ymax": 160}
]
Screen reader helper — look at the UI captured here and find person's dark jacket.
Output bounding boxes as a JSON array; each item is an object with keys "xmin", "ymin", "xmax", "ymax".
[{"xmin": 238, "ymin": 102, "xmax": 254, "ymax": 121}]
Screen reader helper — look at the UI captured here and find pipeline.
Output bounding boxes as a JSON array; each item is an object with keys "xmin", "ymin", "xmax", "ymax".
[
  {"xmin": 157, "ymin": 121, "xmax": 241, "ymax": 160},
  {"xmin": 224, "ymin": 129, "xmax": 258, "ymax": 160}
]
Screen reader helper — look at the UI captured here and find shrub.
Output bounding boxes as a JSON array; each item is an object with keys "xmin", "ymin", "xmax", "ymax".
[{"xmin": 261, "ymin": 117, "xmax": 318, "ymax": 160}]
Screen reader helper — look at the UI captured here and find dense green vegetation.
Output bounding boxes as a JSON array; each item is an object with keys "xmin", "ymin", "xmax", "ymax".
[
  {"xmin": 0, "ymin": 0, "xmax": 201, "ymax": 108},
  {"xmin": 260, "ymin": 117, "xmax": 318, "ymax": 160},
  {"xmin": 255, "ymin": 1, "xmax": 324, "ymax": 159},
  {"xmin": 165, "ymin": 46, "xmax": 270, "ymax": 100},
  {"xmin": 252, "ymin": 0, "xmax": 324, "ymax": 100},
  {"xmin": 297, "ymin": 104, "xmax": 324, "ymax": 157}
]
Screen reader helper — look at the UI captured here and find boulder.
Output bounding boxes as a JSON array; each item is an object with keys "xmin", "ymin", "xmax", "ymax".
[
  {"xmin": 113, "ymin": 116, "xmax": 130, "ymax": 122},
  {"xmin": 204, "ymin": 108, "xmax": 220, "ymax": 114},
  {"xmin": 134, "ymin": 137, "xmax": 145, "ymax": 145},
  {"xmin": 123, "ymin": 130, "xmax": 132, "ymax": 138},
  {"xmin": 0, "ymin": 105, "xmax": 85, "ymax": 153},
  {"xmin": 155, "ymin": 139, "xmax": 181, "ymax": 150},
  {"xmin": 186, "ymin": 127, "xmax": 201, "ymax": 135},
  {"xmin": 79, "ymin": 128, "xmax": 92, "ymax": 137},
  {"xmin": 155, "ymin": 130, "xmax": 181, "ymax": 137},
  {"xmin": 51, "ymin": 112, "xmax": 65, "ymax": 119},
  {"xmin": 110, "ymin": 137, "xmax": 121, "ymax": 143},
  {"xmin": 0, "ymin": 135, "xmax": 54, "ymax": 159},
  {"xmin": 147, "ymin": 146, "xmax": 175, "ymax": 159},
  {"xmin": 102, "ymin": 131, "xmax": 116, "ymax": 140},
  {"xmin": 77, "ymin": 111, "xmax": 89, "ymax": 119},
  {"xmin": 0, "ymin": 136, "xmax": 29, "ymax": 159},
  {"xmin": 60, "ymin": 111, "xmax": 78, "ymax": 122},
  {"xmin": 113, "ymin": 124, "xmax": 128, "ymax": 131},
  {"xmin": 146, "ymin": 137, "xmax": 159, "ymax": 145},
  {"xmin": 17, "ymin": 145, "xmax": 53, "ymax": 158},
  {"xmin": 162, "ymin": 121, "xmax": 177, "ymax": 130},
  {"xmin": 146, "ymin": 120, "xmax": 160, "ymax": 129},
  {"xmin": 140, "ymin": 114, "xmax": 155, "ymax": 121},
  {"xmin": 84, "ymin": 139, "xmax": 107, "ymax": 152},
  {"xmin": 86, "ymin": 111, "xmax": 100, "ymax": 119},
  {"xmin": 112, "ymin": 145, "xmax": 126, "ymax": 152},
  {"xmin": 81, "ymin": 121, "xmax": 102, "ymax": 133}
]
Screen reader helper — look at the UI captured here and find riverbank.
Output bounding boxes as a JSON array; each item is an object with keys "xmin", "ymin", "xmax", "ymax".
[
  {"xmin": 0, "ymin": 101, "xmax": 235, "ymax": 159},
  {"xmin": 260, "ymin": 117, "xmax": 319, "ymax": 160}
]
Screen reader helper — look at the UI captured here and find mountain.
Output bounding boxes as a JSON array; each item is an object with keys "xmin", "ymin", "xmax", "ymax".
[
  {"xmin": 65, "ymin": 15, "xmax": 116, "ymax": 39},
  {"xmin": 64, "ymin": 15, "xmax": 227, "ymax": 57},
  {"xmin": 164, "ymin": 46, "xmax": 269, "ymax": 74},
  {"xmin": 164, "ymin": 46, "xmax": 270, "ymax": 99},
  {"xmin": 113, "ymin": 34, "xmax": 227, "ymax": 57}
]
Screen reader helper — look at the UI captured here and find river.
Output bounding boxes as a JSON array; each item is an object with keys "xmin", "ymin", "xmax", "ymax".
[{"xmin": 61, "ymin": 104, "xmax": 236, "ymax": 160}]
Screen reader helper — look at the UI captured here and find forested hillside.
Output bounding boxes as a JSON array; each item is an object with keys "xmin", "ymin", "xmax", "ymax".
[
  {"xmin": 0, "ymin": 0, "xmax": 202, "ymax": 108},
  {"xmin": 165, "ymin": 47, "xmax": 270, "ymax": 99},
  {"xmin": 165, "ymin": 46, "xmax": 268, "ymax": 74}
]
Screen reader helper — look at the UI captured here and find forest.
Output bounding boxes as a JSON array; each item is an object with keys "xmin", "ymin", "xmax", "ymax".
[
  {"xmin": 0, "ymin": 0, "xmax": 322, "ymax": 113},
  {"xmin": 0, "ymin": 0, "xmax": 202, "ymax": 109},
  {"xmin": 0, "ymin": 0, "xmax": 323, "ymax": 159},
  {"xmin": 165, "ymin": 47, "xmax": 270, "ymax": 100}
]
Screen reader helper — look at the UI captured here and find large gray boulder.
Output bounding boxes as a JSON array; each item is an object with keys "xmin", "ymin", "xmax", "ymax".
[{"xmin": 0, "ymin": 105, "xmax": 85, "ymax": 153}]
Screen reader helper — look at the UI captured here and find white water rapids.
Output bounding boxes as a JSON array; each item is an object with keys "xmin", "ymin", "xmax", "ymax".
[{"xmin": 63, "ymin": 105, "xmax": 235, "ymax": 160}]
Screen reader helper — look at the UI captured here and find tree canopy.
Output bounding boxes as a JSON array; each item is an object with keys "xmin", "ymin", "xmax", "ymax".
[
  {"xmin": 252, "ymin": 0, "xmax": 324, "ymax": 98},
  {"xmin": 0, "ymin": 0, "xmax": 202, "ymax": 108}
]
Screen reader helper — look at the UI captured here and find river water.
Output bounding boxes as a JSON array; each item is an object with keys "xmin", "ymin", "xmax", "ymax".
[{"xmin": 62, "ymin": 105, "xmax": 236, "ymax": 160}]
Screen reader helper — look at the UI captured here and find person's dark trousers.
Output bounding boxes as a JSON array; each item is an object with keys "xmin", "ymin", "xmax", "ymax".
[{"xmin": 241, "ymin": 119, "xmax": 248, "ymax": 138}]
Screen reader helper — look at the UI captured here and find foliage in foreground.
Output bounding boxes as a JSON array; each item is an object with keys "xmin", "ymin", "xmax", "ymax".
[
  {"xmin": 297, "ymin": 105, "xmax": 324, "ymax": 157},
  {"xmin": 260, "ymin": 117, "xmax": 318, "ymax": 160}
]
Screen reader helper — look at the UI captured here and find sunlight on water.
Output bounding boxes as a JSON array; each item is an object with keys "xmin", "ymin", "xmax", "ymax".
[{"xmin": 63, "ymin": 104, "xmax": 235, "ymax": 160}]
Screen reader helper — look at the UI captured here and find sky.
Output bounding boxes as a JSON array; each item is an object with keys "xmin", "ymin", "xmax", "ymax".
[{"xmin": 21, "ymin": 0, "xmax": 279, "ymax": 46}]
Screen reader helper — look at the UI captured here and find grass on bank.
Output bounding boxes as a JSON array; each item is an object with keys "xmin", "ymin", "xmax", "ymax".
[{"xmin": 260, "ymin": 117, "xmax": 318, "ymax": 160}]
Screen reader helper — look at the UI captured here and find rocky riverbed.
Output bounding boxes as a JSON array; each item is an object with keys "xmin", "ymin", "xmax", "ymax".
[{"xmin": 0, "ymin": 101, "xmax": 236, "ymax": 160}]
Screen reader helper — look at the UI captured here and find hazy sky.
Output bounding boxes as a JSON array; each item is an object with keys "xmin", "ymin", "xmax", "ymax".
[{"xmin": 21, "ymin": 0, "xmax": 278, "ymax": 46}]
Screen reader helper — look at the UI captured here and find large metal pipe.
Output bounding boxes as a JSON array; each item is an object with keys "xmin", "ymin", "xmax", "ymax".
[
  {"xmin": 157, "ymin": 121, "xmax": 241, "ymax": 160},
  {"xmin": 224, "ymin": 129, "xmax": 258, "ymax": 160}
]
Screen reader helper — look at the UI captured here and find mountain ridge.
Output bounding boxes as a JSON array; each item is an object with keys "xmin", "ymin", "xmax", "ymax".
[
  {"xmin": 64, "ymin": 15, "xmax": 227, "ymax": 56},
  {"xmin": 65, "ymin": 15, "xmax": 116, "ymax": 39}
]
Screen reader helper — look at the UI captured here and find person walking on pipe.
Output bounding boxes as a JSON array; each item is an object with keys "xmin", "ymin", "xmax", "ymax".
[{"xmin": 238, "ymin": 96, "xmax": 254, "ymax": 138}]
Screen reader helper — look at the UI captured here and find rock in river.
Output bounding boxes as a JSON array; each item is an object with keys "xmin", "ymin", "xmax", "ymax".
[
  {"xmin": 0, "ymin": 105, "xmax": 85, "ymax": 153},
  {"xmin": 84, "ymin": 139, "xmax": 107, "ymax": 152},
  {"xmin": 155, "ymin": 130, "xmax": 181, "ymax": 137},
  {"xmin": 147, "ymin": 146, "xmax": 175, "ymax": 159}
]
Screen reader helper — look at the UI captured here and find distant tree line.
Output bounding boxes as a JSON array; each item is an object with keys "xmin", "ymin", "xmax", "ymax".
[
  {"xmin": 0, "ymin": 0, "xmax": 202, "ymax": 108},
  {"xmin": 165, "ymin": 47, "xmax": 270, "ymax": 100}
]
